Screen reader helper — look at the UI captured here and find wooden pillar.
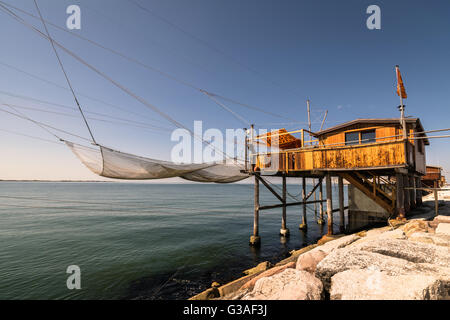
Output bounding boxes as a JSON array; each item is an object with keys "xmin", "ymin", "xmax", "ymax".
[
  {"xmin": 280, "ymin": 175, "xmax": 289, "ymax": 237},
  {"xmin": 313, "ymin": 178, "xmax": 317, "ymax": 218},
  {"xmin": 415, "ymin": 177, "xmax": 423, "ymax": 206},
  {"xmin": 396, "ymin": 173, "xmax": 405, "ymax": 219},
  {"xmin": 250, "ymin": 174, "xmax": 261, "ymax": 246},
  {"xmin": 299, "ymin": 177, "xmax": 307, "ymax": 230},
  {"xmin": 326, "ymin": 173, "xmax": 333, "ymax": 235},
  {"xmin": 434, "ymin": 180, "xmax": 439, "ymax": 217},
  {"xmin": 338, "ymin": 176, "xmax": 345, "ymax": 233},
  {"xmin": 318, "ymin": 179, "xmax": 324, "ymax": 224},
  {"xmin": 404, "ymin": 174, "xmax": 410, "ymax": 214},
  {"xmin": 409, "ymin": 175, "xmax": 416, "ymax": 209}
]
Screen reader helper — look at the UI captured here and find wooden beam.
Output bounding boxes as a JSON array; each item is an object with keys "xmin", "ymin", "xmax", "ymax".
[
  {"xmin": 250, "ymin": 174, "xmax": 261, "ymax": 246},
  {"xmin": 281, "ymin": 175, "xmax": 288, "ymax": 235},
  {"xmin": 255, "ymin": 174, "xmax": 283, "ymax": 203},
  {"xmin": 332, "ymin": 206, "xmax": 349, "ymax": 213},
  {"xmin": 253, "ymin": 175, "xmax": 260, "ymax": 236},
  {"xmin": 338, "ymin": 176, "xmax": 345, "ymax": 233},
  {"xmin": 259, "ymin": 199, "xmax": 326, "ymax": 211},
  {"xmin": 434, "ymin": 180, "xmax": 439, "ymax": 217},
  {"xmin": 341, "ymin": 172, "xmax": 394, "ymax": 214},
  {"xmin": 318, "ymin": 179, "xmax": 324, "ymax": 224},
  {"xmin": 396, "ymin": 173, "xmax": 405, "ymax": 219},
  {"xmin": 305, "ymin": 177, "xmax": 324, "ymax": 201},
  {"xmin": 326, "ymin": 173, "xmax": 333, "ymax": 235},
  {"xmin": 300, "ymin": 177, "xmax": 307, "ymax": 229}
]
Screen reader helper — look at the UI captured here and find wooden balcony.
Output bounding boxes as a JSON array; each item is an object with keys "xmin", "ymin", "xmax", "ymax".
[{"xmin": 253, "ymin": 140, "xmax": 415, "ymax": 173}]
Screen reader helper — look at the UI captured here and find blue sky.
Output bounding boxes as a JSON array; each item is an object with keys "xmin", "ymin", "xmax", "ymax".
[{"xmin": 0, "ymin": 0, "xmax": 449, "ymax": 180}]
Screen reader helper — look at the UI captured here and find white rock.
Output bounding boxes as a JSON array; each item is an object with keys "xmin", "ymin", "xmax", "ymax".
[
  {"xmin": 436, "ymin": 223, "xmax": 450, "ymax": 236},
  {"xmin": 315, "ymin": 238, "xmax": 450, "ymax": 290},
  {"xmin": 330, "ymin": 269, "xmax": 450, "ymax": 300},
  {"xmin": 242, "ymin": 268, "xmax": 323, "ymax": 300}
]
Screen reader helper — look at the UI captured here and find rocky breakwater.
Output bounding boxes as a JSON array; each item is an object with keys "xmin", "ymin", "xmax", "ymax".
[{"xmin": 191, "ymin": 215, "xmax": 450, "ymax": 300}]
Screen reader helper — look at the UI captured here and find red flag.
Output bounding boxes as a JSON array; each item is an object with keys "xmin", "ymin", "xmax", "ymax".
[{"xmin": 396, "ymin": 65, "xmax": 407, "ymax": 99}]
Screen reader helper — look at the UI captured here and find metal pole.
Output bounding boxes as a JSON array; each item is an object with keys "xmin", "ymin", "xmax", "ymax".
[
  {"xmin": 244, "ymin": 128, "xmax": 248, "ymax": 172},
  {"xmin": 326, "ymin": 173, "xmax": 333, "ymax": 235},
  {"xmin": 307, "ymin": 99, "xmax": 311, "ymax": 145},
  {"xmin": 320, "ymin": 110, "xmax": 328, "ymax": 131}
]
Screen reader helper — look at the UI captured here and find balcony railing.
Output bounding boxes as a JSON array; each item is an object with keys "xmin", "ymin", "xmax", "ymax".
[{"xmin": 253, "ymin": 140, "xmax": 413, "ymax": 173}]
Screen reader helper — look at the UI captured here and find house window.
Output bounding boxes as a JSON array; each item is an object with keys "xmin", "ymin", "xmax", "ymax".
[
  {"xmin": 361, "ymin": 130, "xmax": 376, "ymax": 143},
  {"xmin": 345, "ymin": 132, "xmax": 359, "ymax": 145}
]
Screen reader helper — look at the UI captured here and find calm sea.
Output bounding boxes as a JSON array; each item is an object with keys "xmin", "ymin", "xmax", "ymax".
[{"xmin": 0, "ymin": 181, "xmax": 346, "ymax": 300}]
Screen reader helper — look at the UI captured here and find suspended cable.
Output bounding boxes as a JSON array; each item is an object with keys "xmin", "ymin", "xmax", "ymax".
[
  {"xmin": 0, "ymin": 4, "xmax": 237, "ymax": 160},
  {"xmin": 0, "ymin": 59, "xmax": 173, "ymax": 127},
  {"xmin": 0, "ymin": 1, "xmax": 292, "ymax": 121},
  {"xmin": 32, "ymin": 0, "xmax": 97, "ymax": 144},
  {"xmin": 1, "ymin": 102, "xmax": 173, "ymax": 133},
  {"xmin": 0, "ymin": 89, "xmax": 173, "ymax": 131},
  {"xmin": 200, "ymin": 90, "xmax": 250, "ymax": 126},
  {"xmin": 0, "ymin": 127, "xmax": 65, "ymax": 146},
  {"xmin": 126, "ymin": 0, "xmax": 306, "ymax": 101},
  {"xmin": 0, "ymin": 106, "xmax": 91, "ymax": 142}
]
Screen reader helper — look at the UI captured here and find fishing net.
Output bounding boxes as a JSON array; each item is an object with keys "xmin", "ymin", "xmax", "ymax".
[{"xmin": 65, "ymin": 141, "xmax": 248, "ymax": 183}]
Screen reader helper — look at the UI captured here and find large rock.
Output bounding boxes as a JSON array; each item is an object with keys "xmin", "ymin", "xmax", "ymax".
[
  {"xmin": 434, "ymin": 216, "xmax": 450, "ymax": 224},
  {"xmin": 436, "ymin": 223, "xmax": 450, "ymax": 236},
  {"xmin": 402, "ymin": 220, "xmax": 430, "ymax": 237},
  {"xmin": 296, "ymin": 249, "xmax": 327, "ymax": 273},
  {"xmin": 294, "ymin": 234, "xmax": 360, "ymax": 274},
  {"xmin": 315, "ymin": 238, "xmax": 450, "ymax": 290},
  {"xmin": 317, "ymin": 234, "xmax": 361, "ymax": 252},
  {"xmin": 242, "ymin": 269, "xmax": 323, "ymax": 300},
  {"xmin": 408, "ymin": 232, "xmax": 450, "ymax": 247},
  {"xmin": 330, "ymin": 269, "xmax": 450, "ymax": 300},
  {"xmin": 241, "ymin": 262, "xmax": 295, "ymax": 290},
  {"xmin": 243, "ymin": 261, "xmax": 271, "ymax": 275},
  {"xmin": 353, "ymin": 228, "xmax": 406, "ymax": 245}
]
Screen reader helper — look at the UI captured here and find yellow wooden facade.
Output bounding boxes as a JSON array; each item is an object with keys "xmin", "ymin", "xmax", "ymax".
[{"xmin": 253, "ymin": 119, "xmax": 428, "ymax": 174}]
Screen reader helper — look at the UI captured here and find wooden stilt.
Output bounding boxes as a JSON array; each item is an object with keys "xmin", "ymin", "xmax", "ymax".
[
  {"xmin": 313, "ymin": 178, "xmax": 317, "ymax": 218},
  {"xmin": 318, "ymin": 179, "xmax": 324, "ymax": 225},
  {"xmin": 396, "ymin": 173, "xmax": 405, "ymax": 219},
  {"xmin": 434, "ymin": 181, "xmax": 439, "ymax": 217},
  {"xmin": 416, "ymin": 177, "xmax": 423, "ymax": 206},
  {"xmin": 326, "ymin": 173, "xmax": 333, "ymax": 235},
  {"xmin": 280, "ymin": 174, "xmax": 289, "ymax": 237},
  {"xmin": 250, "ymin": 174, "xmax": 261, "ymax": 246},
  {"xmin": 299, "ymin": 177, "xmax": 307, "ymax": 230},
  {"xmin": 404, "ymin": 174, "xmax": 410, "ymax": 214},
  {"xmin": 409, "ymin": 175, "xmax": 416, "ymax": 209},
  {"xmin": 338, "ymin": 176, "xmax": 345, "ymax": 233}
]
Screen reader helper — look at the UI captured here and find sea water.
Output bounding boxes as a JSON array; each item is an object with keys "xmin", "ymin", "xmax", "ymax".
[{"xmin": 0, "ymin": 182, "xmax": 346, "ymax": 299}]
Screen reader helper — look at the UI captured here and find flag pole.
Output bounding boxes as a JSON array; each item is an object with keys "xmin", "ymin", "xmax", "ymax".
[{"xmin": 396, "ymin": 65, "xmax": 408, "ymax": 139}]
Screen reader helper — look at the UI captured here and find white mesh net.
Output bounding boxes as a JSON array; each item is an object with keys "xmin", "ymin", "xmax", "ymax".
[{"xmin": 65, "ymin": 141, "xmax": 248, "ymax": 183}]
